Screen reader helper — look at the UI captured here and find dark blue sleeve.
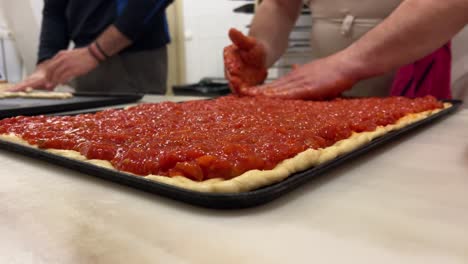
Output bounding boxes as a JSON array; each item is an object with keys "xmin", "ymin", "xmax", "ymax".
[
  {"xmin": 113, "ymin": 0, "xmax": 174, "ymax": 41},
  {"xmin": 37, "ymin": 0, "xmax": 70, "ymax": 64}
]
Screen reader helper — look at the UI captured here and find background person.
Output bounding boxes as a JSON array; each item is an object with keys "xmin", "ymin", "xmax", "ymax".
[
  {"xmin": 11, "ymin": 0, "xmax": 173, "ymax": 94},
  {"xmin": 224, "ymin": 0, "xmax": 467, "ymax": 100}
]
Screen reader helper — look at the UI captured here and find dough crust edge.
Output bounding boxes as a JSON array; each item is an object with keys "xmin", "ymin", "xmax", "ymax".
[{"xmin": 0, "ymin": 103, "xmax": 451, "ymax": 193}]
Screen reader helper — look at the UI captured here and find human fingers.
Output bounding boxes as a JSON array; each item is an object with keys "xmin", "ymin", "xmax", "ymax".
[
  {"xmin": 228, "ymin": 75, "xmax": 244, "ymax": 94},
  {"xmin": 8, "ymin": 78, "xmax": 46, "ymax": 92},
  {"xmin": 251, "ymin": 77, "xmax": 354, "ymax": 100},
  {"xmin": 249, "ymin": 83, "xmax": 301, "ymax": 99},
  {"xmin": 239, "ymin": 43, "xmax": 266, "ymax": 68},
  {"xmin": 228, "ymin": 28, "xmax": 256, "ymax": 50},
  {"xmin": 47, "ymin": 56, "xmax": 71, "ymax": 85},
  {"xmin": 51, "ymin": 64, "xmax": 73, "ymax": 85},
  {"xmin": 223, "ymin": 46, "xmax": 241, "ymax": 75},
  {"xmin": 241, "ymin": 73, "xmax": 313, "ymax": 99}
]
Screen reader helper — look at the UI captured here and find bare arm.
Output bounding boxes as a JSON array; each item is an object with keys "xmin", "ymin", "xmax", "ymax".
[
  {"xmin": 45, "ymin": 25, "xmax": 133, "ymax": 86},
  {"xmin": 245, "ymin": 0, "xmax": 468, "ymax": 99},
  {"xmin": 223, "ymin": 0, "xmax": 302, "ymax": 91},
  {"xmin": 46, "ymin": 0, "xmax": 173, "ymax": 84},
  {"xmin": 249, "ymin": 0, "xmax": 303, "ymax": 67},
  {"xmin": 341, "ymin": 0, "xmax": 468, "ymax": 80},
  {"xmin": 88, "ymin": 26, "xmax": 132, "ymax": 60}
]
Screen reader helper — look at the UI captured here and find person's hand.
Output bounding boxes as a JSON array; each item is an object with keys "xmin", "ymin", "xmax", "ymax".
[
  {"xmin": 223, "ymin": 28, "xmax": 268, "ymax": 94},
  {"xmin": 9, "ymin": 47, "xmax": 99, "ymax": 92},
  {"xmin": 46, "ymin": 47, "xmax": 99, "ymax": 86},
  {"xmin": 8, "ymin": 61, "xmax": 55, "ymax": 92},
  {"xmin": 242, "ymin": 55, "xmax": 358, "ymax": 100}
]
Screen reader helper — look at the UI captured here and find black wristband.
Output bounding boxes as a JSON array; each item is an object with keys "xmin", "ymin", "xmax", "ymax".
[
  {"xmin": 95, "ymin": 40, "xmax": 110, "ymax": 58},
  {"xmin": 87, "ymin": 45, "xmax": 103, "ymax": 63}
]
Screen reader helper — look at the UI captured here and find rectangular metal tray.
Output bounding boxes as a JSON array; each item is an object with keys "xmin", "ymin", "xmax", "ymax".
[
  {"xmin": 0, "ymin": 92, "xmax": 143, "ymax": 118},
  {"xmin": 0, "ymin": 99, "xmax": 462, "ymax": 209}
]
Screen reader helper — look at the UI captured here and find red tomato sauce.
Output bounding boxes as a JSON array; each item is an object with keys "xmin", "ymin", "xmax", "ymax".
[{"xmin": 0, "ymin": 96, "xmax": 442, "ymax": 181}]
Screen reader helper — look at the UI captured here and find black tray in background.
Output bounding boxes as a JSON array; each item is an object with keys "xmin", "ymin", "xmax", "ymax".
[
  {"xmin": 0, "ymin": 92, "xmax": 143, "ymax": 118},
  {"xmin": 173, "ymin": 78, "xmax": 231, "ymax": 97},
  {"xmin": 0, "ymin": 100, "xmax": 462, "ymax": 209}
]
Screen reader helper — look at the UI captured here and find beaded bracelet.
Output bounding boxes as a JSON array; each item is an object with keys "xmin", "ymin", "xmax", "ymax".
[{"xmin": 95, "ymin": 40, "xmax": 110, "ymax": 58}]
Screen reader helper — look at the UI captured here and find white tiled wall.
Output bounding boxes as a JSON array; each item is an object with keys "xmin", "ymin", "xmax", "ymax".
[{"xmin": 182, "ymin": 0, "xmax": 253, "ymax": 83}]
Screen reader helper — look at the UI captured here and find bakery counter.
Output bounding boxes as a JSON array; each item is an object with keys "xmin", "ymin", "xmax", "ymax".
[{"xmin": 0, "ymin": 96, "xmax": 467, "ymax": 264}]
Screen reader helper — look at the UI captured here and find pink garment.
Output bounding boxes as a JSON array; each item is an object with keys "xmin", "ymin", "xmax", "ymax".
[{"xmin": 390, "ymin": 43, "xmax": 452, "ymax": 99}]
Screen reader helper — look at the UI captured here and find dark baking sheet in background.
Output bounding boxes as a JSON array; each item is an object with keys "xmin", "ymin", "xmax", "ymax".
[
  {"xmin": 0, "ymin": 99, "xmax": 462, "ymax": 209},
  {"xmin": 0, "ymin": 92, "xmax": 143, "ymax": 118},
  {"xmin": 172, "ymin": 78, "xmax": 231, "ymax": 96}
]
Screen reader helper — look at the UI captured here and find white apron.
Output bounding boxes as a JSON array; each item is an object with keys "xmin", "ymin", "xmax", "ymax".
[{"xmin": 305, "ymin": 0, "xmax": 402, "ymax": 97}]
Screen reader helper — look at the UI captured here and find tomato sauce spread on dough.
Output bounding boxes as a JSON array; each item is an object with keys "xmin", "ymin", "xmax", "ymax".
[{"xmin": 0, "ymin": 96, "xmax": 442, "ymax": 181}]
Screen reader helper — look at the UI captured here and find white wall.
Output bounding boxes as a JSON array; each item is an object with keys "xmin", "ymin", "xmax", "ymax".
[
  {"xmin": 0, "ymin": 5, "xmax": 7, "ymax": 80},
  {"xmin": 0, "ymin": 1, "xmax": 23, "ymax": 82},
  {"xmin": 182, "ymin": 0, "xmax": 253, "ymax": 83},
  {"xmin": 2, "ymin": 0, "xmax": 42, "ymax": 77},
  {"xmin": 30, "ymin": 0, "xmax": 43, "ymax": 24}
]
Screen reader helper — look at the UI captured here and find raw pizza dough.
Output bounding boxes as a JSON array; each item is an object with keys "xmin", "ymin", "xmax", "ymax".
[
  {"xmin": 0, "ymin": 83, "xmax": 73, "ymax": 99},
  {"xmin": 0, "ymin": 103, "xmax": 451, "ymax": 193}
]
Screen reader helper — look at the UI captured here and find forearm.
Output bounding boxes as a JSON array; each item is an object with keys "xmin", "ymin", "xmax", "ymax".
[
  {"xmin": 92, "ymin": 25, "xmax": 132, "ymax": 58},
  {"xmin": 91, "ymin": 0, "xmax": 173, "ymax": 58},
  {"xmin": 249, "ymin": 0, "xmax": 302, "ymax": 67},
  {"xmin": 340, "ymin": 0, "xmax": 468, "ymax": 80}
]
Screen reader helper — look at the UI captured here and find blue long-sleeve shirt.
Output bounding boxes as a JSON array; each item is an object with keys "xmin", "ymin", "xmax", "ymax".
[{"xmin": 38, "ymin": 0, "xmax": 173, "ymax": 64}]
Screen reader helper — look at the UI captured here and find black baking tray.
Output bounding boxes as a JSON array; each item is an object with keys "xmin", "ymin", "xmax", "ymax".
[
  {"xmin": 0, "ymin": 99, "xmax": 462, "ymax": 209},
  {"xmin": 173, "ymin": 78, "xmax": 231, "ymax": 96},
  {"xmin": 0, "ymin": 92, "xmax": 143, "ymax": 118}
]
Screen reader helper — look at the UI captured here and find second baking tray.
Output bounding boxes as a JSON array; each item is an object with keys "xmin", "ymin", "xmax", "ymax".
[
  {"xmin": 0, "ymin": 100, "xmax": 462, "ymax": 209},
  {"xmin": 0, "ymin": 92, "xmax": 143, "ymax": 118}
]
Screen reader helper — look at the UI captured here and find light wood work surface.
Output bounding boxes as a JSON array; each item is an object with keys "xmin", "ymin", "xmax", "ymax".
[{"xmin": 0, "ymin": 96, "xmax": 467, "ymax": 264}]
